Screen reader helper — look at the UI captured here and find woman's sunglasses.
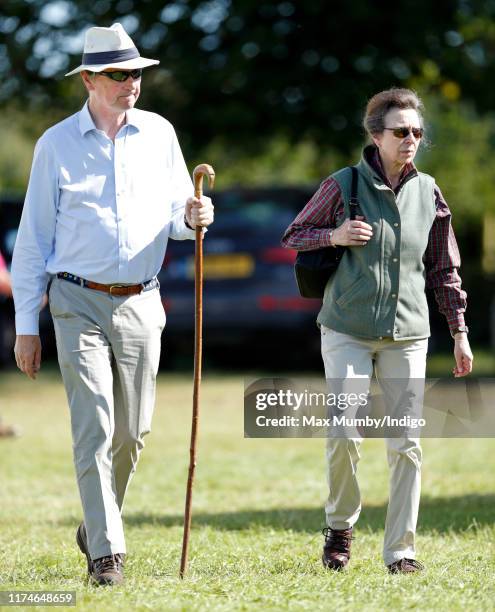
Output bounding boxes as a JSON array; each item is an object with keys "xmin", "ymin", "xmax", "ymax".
[
  {"xmin": 384, "ymin": 126, "xmax": 424, "ymax": 140},
  {"xmin": 93, "ymin": 69, "xmax": 143, "ymax": 82}
]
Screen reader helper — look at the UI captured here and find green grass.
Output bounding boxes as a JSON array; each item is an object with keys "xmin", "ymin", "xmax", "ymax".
[
  {"xmin": 426, "ymin": 348, "xmax": 495, "ymax": 377},
  {"xmin": 0, "ymin": 367, "xmax": 494, "ymax": 611}
]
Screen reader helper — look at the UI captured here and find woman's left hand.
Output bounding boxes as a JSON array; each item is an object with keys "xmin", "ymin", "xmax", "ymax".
[{"xmin": 453, "ymin": 333, "xmax": 473, "ymax": 377}]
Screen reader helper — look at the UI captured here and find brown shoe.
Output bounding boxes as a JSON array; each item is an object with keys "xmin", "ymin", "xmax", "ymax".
[
  {"xmin": 76, "ymin": 523, "xmax": 93, "ymax": 577},
  {"xmin": 91, "ymin": 554, "xmax": 125, "ymax": 586},
  {"xmin": 388, "ymin": 558, "xmax": 424, "ymax": 574},
  {"xmin": 322, "ymin": 527, "xmax": 353, "ymax": 570}
]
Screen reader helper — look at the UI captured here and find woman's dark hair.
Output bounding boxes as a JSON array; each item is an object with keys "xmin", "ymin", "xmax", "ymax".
[{"xmin": 363, "ymin": 88, "xmax": 425, "ymax": 137}]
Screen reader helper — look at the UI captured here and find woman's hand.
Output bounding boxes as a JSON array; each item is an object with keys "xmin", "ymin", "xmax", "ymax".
[
  {"xmin": 331, "ymin": 215, "xmax": 373, "ymax": 247},
  {"xmin": 453, "ymin": 333, "xmax": 473, "ymax": 377}
]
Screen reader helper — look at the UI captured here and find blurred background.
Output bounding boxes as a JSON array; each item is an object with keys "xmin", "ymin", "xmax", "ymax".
[{"xmin": 1, "ymin": 0, "xmax": 494, "ymax": 372}]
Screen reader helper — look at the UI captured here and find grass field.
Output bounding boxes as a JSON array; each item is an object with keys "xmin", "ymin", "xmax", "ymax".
[{"xmin": 0, "ymin": 366, "xmax": 494, "ymax": 611}]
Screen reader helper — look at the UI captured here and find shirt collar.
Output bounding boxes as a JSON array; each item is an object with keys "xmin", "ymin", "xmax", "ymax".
[
  {"xmin": 78, "ymin": 100, "xmax": 141, "ymax": 136},
  {"xmin": 78, "ymin": 101, "xmax": 96, "ymax": 136},
  {"xmin": 124, "ymin": 107, "xmax": 141, "ymax": 132},
  {"xmin": 363, "ymin": 144, "xmax": 417, "ymax": 191}
]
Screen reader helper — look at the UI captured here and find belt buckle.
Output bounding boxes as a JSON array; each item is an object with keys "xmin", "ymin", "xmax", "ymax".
[{"xmin": 109, "ymin": 284, "xmax": 126, "ymax": 295}]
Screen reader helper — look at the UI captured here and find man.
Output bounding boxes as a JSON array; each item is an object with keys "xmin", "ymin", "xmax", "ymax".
[{"xmin": 11, "ymin": 23, "xmax": 214, "ymax": 586}]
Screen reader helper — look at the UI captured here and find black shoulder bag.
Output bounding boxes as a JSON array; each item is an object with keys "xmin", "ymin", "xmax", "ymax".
[{"xmin": 294, "ymin": 166, "xmax": 359, "ymax": 298}]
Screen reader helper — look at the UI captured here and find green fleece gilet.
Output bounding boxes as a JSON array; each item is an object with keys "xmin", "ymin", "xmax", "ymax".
[{"xmin": 317, "ymin": 154, "xmax": 436, "ymax": 340}]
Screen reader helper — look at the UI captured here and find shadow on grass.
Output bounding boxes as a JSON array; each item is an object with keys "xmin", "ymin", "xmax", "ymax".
[{"xmin": 111, "ymin": 493, "xmax": 495, "ymax": 534}]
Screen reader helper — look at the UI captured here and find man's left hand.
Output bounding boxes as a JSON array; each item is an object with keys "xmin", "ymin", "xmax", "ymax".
[
  {"xmin": 453, "ymin": 333, "xmax": 473, "ymax": 377},
  {"xmin": 186, "ymin": 196, "xmax": 214, "ymax": 228}
]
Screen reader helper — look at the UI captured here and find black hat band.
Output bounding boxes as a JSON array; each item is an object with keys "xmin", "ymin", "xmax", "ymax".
[{"xmin": 82, "ymin": 46, "xmax": 140, "ymax": 65}]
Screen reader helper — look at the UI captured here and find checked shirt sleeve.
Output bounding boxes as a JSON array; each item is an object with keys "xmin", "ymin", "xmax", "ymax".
[
  {"xmin": 281, "ymin": 177, "xmax": 344, "ymax": 251},
  {"xmin": 424, "ymin": 185, "xmax": 467, "ymax": 335}
]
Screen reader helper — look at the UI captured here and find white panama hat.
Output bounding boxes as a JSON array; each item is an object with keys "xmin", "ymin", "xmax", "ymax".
[{"xmin": 65, "ymin": 22, "xmax": 159, "ymax": 77}]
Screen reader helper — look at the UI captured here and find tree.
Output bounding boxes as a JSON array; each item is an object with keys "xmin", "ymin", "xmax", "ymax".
[{"xmin": 2, "ymin": 0, "xmax": 494, "ymax": 156}]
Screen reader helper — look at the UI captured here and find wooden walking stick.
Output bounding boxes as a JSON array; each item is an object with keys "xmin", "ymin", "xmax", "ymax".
[{"xmin": 179, "ymin": 163, "xmax": 215, "ymax": 579}]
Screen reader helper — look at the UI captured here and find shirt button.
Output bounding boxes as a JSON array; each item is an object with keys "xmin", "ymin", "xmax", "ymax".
[
  {"xmin": 378, "ymin": 336, "xmax": 383, "ymax": 340},
  {"xmin": 392, "ymin": 258, "xmax": 398, "ymax": 262},
  {"xmin": 393, "ymin": 222, "xmax": 399, "ymax": 227},
  {"xmin": 387, "ymin": 329, "xmax": 391, "ymax": 333},
  {"xmin": 391, "ymin": 293, "xmax": 397, "ymax": 298}
]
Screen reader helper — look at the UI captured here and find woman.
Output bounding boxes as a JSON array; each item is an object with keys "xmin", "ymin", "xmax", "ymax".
[{"xmin": 282, "ymin": 88, "xmax": 473, "ymax": 573}]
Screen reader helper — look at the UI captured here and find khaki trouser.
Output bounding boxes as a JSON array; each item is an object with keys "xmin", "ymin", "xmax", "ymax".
[
  {"xmin": 320, "ymin": 326, "xmax": 428, "ymax": 565},
  {"xmin": 49, "ymin": 277, "xmax": 165, "ymax": 560}
]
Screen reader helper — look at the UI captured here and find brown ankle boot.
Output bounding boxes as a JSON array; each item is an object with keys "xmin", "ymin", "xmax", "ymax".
[
  {"xmin": 322, "ymin": 527, "xmax": 353, "ymax": 570},
  {"xmin": 388, "ymin": 558, "xmax": 424, "ymax": 574},
  {"xmin": 76, "ymin": 522, "xmax": 125, "ymax": 585},
  {"xmin": 91, "ymin": 554, "xmax": 125, "ymax": 586}
]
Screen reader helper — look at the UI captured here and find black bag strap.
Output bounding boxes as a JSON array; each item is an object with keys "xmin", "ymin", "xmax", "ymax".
[{"xmin": 349, "ymin": 166, "xmax": 359, "ymax": 221}]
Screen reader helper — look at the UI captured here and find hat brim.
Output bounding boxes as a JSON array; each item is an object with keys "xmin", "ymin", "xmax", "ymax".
[{"xmin": 65, "ymin": 56, "xmax": 159, "ymax": 77}]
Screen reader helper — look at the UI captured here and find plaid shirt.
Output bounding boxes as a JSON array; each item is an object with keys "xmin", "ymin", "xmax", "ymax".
[{"xmin": 282, "ymin": 147, "xmax": 467, "ymax": 334}]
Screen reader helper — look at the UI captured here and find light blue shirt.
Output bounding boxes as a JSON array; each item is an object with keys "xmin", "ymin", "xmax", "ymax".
[{"xmin": 12, "ymin": 101, "xmax": 196, "ymax": 335}]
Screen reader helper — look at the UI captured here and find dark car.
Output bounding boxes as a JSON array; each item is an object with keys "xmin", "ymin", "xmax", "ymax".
[
  {"xmin": 1, "ymin": 187, "xmax": 323, "ymax": 368},
  {"xmin": 158, "ymin": 186, "xmax": 323, "ymax": 367}
]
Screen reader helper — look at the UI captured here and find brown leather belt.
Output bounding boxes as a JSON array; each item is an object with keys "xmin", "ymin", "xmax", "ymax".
[
  {"xmin": 85, "ymin": 281, "xmax": 144, "ymax": 296},
  {"xmin": 57, "ymin": 272, "xmax": 158, "ymax": 296}
]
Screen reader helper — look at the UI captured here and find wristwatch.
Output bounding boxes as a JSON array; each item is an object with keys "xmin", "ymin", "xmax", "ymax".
[{"xmin": 451, "ymin": 325, "xmax": 469, "ymax": 338}]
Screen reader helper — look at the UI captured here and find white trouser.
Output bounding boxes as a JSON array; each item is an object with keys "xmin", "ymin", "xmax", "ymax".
[
  {"xmin": 49, "ymin": 277, "xmax": 165, "ymax": 560},
  {"xmin": 320, "ymin": 326, "xmax": 428, "ymax": 565}
]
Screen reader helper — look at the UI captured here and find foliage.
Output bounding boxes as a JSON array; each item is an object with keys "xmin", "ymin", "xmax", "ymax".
[
  {"xmin": 3, "ymin": 91, "xmax": 495, "ymax": 230},
  {"xmin": 0, "ymin": 110, "xmax": 34, "ymax": 194},
  {"xmin": 195, "ymin": 135, "xmax": 348, "ymax": 187},
  {"xmin": 3, "ymin": 1, "xmax": 495, "ymax": 227},
  {"xmin": 2, "ymin": 0, "xmax": 495, "ymax": 155},
  {"xmin": 416, "ymin": 94, "xmax": 495, "ymax": 221}
]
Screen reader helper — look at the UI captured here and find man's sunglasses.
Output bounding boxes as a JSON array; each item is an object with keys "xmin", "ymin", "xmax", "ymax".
[
  {"xmin": 384, "ymin": 126, "xmax": 424, "ymax": 139},
  {"xmin": 93, "ymin": 69, "xmax": 143, "ymax": 82}
]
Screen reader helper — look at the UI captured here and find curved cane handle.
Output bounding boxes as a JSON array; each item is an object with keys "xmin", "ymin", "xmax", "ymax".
[{"xmin": 193, "ymin": 164, "xmax": 215, "ymax": 199}]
